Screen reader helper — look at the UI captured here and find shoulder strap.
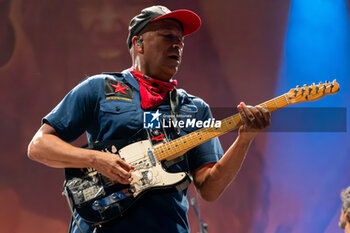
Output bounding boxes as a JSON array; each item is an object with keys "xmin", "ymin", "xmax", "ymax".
[{"xmin": 169, "ymin": 88, "xmax": 181, "ymax": 135}]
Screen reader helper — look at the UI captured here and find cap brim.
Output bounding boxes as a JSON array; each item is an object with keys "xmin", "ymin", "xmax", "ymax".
[{"xmin": 150, "ymin": 9, "xmax": 201, "ymax": 36}]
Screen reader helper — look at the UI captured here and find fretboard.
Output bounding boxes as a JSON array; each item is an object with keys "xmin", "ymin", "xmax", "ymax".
[{"xmin": 153, "ymin": 94, "xmax": 291, "ymax": 161}]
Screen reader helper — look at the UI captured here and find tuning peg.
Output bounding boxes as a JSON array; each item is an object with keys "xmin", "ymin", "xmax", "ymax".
[
  {"xmin": 294, "ymin": 89, "xmax": 298, "ymax": 96},
  {"xmin": 325, "ymin": 80, "xmax": 329, "ymax": 83},
  {"xmin": 316, "ymin": 86, "xmax": 320, "ymax": 93},
  {"xmin": 319, "ymin": 81, "xmax": 323, "ymax": 84},
  {"xmin": 308, "ymin": 86, "xmax": 313, "ymax": 94},
  {"xmin": 332, "ymin": 79, "xmax": 337, "ymax": 82},
  {"xmin": 296, "ymin": 85, "xmax": 300, "ymax": 88},
  {"xmin": 303, "ymin": 84, "xmax": 307, "ymax": 87},
  {"xmin": 312, "ymin": 83, "xmax": 316, "ymax": 86}
]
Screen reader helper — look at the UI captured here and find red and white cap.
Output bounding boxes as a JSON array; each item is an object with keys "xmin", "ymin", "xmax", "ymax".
[{"xmin": 127, "ymin": 5, "xmax": 201, "ymax": 48}]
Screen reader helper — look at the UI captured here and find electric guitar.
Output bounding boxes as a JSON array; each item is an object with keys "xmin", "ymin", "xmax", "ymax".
[{"xmin": 64, "ymin": 80, "xmax": 339, "ymax": 225}]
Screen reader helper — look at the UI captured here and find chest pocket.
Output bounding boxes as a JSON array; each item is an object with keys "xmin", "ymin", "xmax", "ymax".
[
  {"xmin": 99, "ymin": 100, "xmax": 142, "ymax": 139},
  {"xmin": 100, "ymin": 99, "xmax": 137, "ymax": 114}
]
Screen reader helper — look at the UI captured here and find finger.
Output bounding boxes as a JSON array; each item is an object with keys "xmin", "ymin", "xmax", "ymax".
[
  {"xmin": 256, "ymin": 106, "xmax": 271, "ymax": 126},
  {"xmin": 250, "ymin": 107, "xmax": 265, "ymax": 128},
  {"xmin": 113, "ymin": 173, "xmax": 132, "ymax": 184},
  {"xmin": 114, "ymin": 165, "xmax": 132, "ymax": 179},
  {"xmin": 239, "ymin": 102, "xmax": 256, "ymax": 124},
  {"xmin": 117, "ymin": 158, "xmax": 135, "ymax": 171},
  {"xmin": 237, "ymin": 102, "xmax": 251, "ymax": 125},
  {"xmin": 101, "ymin": 171, "xmax": 123, "ymax": 184},
  {"xmin": 111, "ymin": 169, "xmax": 133, "ymax": 184}
]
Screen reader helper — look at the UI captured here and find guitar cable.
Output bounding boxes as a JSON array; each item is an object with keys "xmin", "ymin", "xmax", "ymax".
[
  {"xmin": 188, "ymin": 189, "xmax": 209, "ymax": 233},
  {"xmin": 62, "ymin": 186, "xmax": 84, "ymax": 233}
]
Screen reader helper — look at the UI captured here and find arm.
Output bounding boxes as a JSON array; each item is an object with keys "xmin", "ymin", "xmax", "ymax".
[
  {"xmin": 193, "ymin": 102, "xmax": 270, "ymax": 201},
  {"xmin": 27, "ymin": 123, "xmax": 134, "ymax": 184}
]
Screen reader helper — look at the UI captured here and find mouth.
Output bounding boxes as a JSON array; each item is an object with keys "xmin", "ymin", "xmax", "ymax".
[{"xmin": 168, "ymin": 54, "xmax": 181, "ymax": 62}]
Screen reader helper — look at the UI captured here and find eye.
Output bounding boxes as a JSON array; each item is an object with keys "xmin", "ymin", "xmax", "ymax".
[{"xmin": 163, "ymin": 34, "xmax": 175, "ymax": 39}]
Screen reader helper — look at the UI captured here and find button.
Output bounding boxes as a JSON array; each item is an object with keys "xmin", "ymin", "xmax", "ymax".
[{"xmin": 115, "ymin": 106, "xmax": 120, "ymax": 111}]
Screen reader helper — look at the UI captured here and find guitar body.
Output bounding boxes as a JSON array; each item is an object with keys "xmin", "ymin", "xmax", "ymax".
[{"xmin": 65, "ymin": 138, "xmax": 190, "ymax": 225}]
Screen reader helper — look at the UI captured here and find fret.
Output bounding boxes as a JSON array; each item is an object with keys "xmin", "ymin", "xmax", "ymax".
[
  {"xmin": 231, "ymin": 116, "xmax": 237, "ymax": 128},
  {"xmin": 153, "ymin": 147, "xmax": 160, "ymax": 160},
  {"xmin": 154, "ymin": 147, "xmax": 160, "ymax": 160},
  {"xmin": 159, "ymin": 148, "xmax": 165, "ymax": 160},
  {"xmin": 283, "ymin": 94, "xmax": 290, "ymax": 105},
  {"xmin": 264, "ymin": 103, "xmax": 268, "ymax": 110},
  {"xmin": 224, "ymin": 119, "xmax": 230, "ymax": 131},
  {"xmin": 214, "ymin": 127, "xmax": 221, "ymax": 136},
  {"xmin": 210, "ymin": 127, "xmax": 217, "ymax": 138},
  {"xmin": 194, "ymin": 132, "xmax": 201, "ymax": 143},
  {"xmin": 163, "ymin": 144, "xmax": 171, "ymax": 157},
  {"xmin": 273, "ymin": 99, "xmax": 279, "ymax": 109},
  {"xmin": 207, "ymin": 128, "xmax": 214, "ymax": 137},
  {"xmin": 157, "ymin": 147, "xmax": 165, "ymax": 160},
  {"xmin": 179, "ymin": 137, "xmax": 186, "ymax": 149},
  {"xmin": 199, "ymin": 130, "xmax": 205, "ymax": 141},
  {"xmin": 171, "ymin": 140, "xmax": 178, "ymax": 153},
  {"xmin": 193, "ymin": 132, "xmax": 200, "ymax": 144},
  {"xmin": 219, "ymin": 121, "xmax": 224, "ymax": 133},
  {"xmin": 189, "ymin": 134, "xmax": 195, "ymax": 145},
  {"xmin": 204, "ymin": 128, "xmax": 210, "ymax": 138},
  {"xmin": 169, "ymin": 141, "xmax": 177, "ymax": 153},
  {"xmin": 156, "ymin": 147, "xmax": 163, "ymax": 161},
  {"xmin": 169, "ymin": 144, "xmax": 175, "ymax": 155}
]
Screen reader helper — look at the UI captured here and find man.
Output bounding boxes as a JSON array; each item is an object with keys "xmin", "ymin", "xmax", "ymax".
[
  {"xmin": 27, "ymin": 6, "xmax": 270, "ymax": 233},
  {"xmin": 340, "ymin": 186, "xmax": 350, "ymax": 232}
]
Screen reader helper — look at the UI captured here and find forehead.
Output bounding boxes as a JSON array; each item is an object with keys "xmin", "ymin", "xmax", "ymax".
[{"xmin": 141, "ymin": 19, "xmax": 184, "ymax": 35}]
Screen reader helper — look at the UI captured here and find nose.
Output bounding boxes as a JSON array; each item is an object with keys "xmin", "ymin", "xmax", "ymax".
[{"xmin": 173, "ymin": 38, "xmax": 184, "ymax": 50}]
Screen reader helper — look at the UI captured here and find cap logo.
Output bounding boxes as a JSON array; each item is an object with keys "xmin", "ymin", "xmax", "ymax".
[{"xmin": 159, "ymin": 6, "xmax": 171, "ymax": 14}]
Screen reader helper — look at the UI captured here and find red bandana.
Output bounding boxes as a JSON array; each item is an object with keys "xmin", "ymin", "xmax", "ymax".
[{"xmin": 130, "ymin": 68, "xmax": 177, "ymax": 109}]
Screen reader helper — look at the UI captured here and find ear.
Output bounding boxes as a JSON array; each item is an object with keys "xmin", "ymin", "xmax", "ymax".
[{"xmin": 132, "ymin": 36, "xmax": 144, "ymax": 53}]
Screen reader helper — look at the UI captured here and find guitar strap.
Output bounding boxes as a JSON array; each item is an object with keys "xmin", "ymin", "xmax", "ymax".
[
  {"xmin": 162, "ymin": 88, "xmax": 186, "ymax": 168},
  {"xmin": 169, "ymin": 88, "xmax": 181, "ymax": 135}
]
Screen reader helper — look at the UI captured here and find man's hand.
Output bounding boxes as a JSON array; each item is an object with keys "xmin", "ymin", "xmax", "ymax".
[
  {"xmin": 237, "ymin": 102, "xmax": 271, "ymax": 140},
  {"xmin": 27, "ymin": 123, "xmax": 135, "ymax": 185},
  {"xmin": 92, "ymin": 151, "xmax": 134, "ymax": 185}
]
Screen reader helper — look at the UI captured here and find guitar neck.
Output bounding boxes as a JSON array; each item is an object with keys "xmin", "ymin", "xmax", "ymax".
[{"xmin": 153, "ymin": 93, "xmax": 291, "ymax": 161}]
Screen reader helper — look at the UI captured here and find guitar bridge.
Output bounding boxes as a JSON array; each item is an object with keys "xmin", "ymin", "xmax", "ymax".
[{"xmin": 65, "ymin": 175, "xmax": 105, "ymax": 205}]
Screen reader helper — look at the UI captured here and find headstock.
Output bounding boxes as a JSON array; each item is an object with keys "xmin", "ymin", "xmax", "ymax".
[{"xmin": 286, "ymin": 80, "xmax": 340, "ymax": 104}]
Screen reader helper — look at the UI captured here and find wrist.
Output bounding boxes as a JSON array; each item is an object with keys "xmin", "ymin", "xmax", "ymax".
[
  {"xmin": 84, "ymin": 149, "xmax": 99, "ymax": 168},
  {"xmin": 237, "ymin": 133, "xmax": 254, "ymax": 145}
]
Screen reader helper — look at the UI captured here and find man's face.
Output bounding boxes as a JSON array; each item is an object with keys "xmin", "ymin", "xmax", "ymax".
[{"xmin": 139, "ymin": 19, "xmax": 184, "ymax": 81}]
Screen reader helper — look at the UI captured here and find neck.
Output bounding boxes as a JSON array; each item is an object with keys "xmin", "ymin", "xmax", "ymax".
[{"xmin": 131, "ymin": 66, "xmax": 173, "ymax": 82}]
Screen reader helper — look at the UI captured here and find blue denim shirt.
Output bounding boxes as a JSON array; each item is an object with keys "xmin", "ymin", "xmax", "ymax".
[{"xmin": 44, "ymin": 69, "xmax": 223, "ymax": 233}]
